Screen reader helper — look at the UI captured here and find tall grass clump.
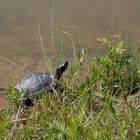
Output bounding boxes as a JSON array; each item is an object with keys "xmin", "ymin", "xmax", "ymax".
[
  {"xmin": 0, "ymin": 33, "xmax": 140, "ymax": 139},
  {"xmin": 91, "ymin": 34, "xmax": 140, "ymax": 96}
]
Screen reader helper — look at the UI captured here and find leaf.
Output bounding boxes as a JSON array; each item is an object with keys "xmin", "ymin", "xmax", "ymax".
[
  {"xmin": 116, "ymin": 40, "xmax": 124, "ymax": 48},
  {"xmin": 94, "ymin": 92, "xmax": 104, "ymax": 99},
  {"xmin": 106, "ymin": 96, "xmax": 116, "ymax": 117}
]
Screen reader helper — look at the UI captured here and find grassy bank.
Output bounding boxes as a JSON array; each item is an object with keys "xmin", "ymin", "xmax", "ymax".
[{"xmin": 0, "ymin": 33, "xmax": 140, "ymax": 140}]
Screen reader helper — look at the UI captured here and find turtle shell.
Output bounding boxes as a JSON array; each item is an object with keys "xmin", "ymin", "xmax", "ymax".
[{"xmin": 15, "ymin": 73, "xmax": 57, "ymax": 97}]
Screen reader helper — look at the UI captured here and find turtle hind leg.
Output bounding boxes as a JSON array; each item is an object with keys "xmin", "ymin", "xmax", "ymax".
[{"xmin": 24, "ymin": 98, "xmax": 34, "ymax": 107}]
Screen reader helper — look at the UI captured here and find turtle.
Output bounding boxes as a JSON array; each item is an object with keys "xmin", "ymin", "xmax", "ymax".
[{"xmin": 15, "ymin": 61, "xmax": 68, "ymax": 99}]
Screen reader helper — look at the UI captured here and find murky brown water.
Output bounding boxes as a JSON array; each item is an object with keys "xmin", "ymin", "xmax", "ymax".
[{"xmin": 0, "ymin": 0, "xmax": 140, "ymax": 109}]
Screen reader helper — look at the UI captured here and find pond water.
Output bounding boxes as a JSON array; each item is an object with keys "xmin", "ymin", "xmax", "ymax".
[{"xmin": 0, "ymin": 0, "xmax": 140, "ymax": 108}]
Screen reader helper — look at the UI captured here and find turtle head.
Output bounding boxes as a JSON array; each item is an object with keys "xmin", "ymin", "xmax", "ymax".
[{"xmin": 55, "ymin": 61, "xmax": 68, "ymax": 80}]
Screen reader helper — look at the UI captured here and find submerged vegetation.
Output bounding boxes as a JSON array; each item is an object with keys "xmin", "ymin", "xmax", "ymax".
[{"xmin": 0, "ymin": 33, "xmax": 140, "ymax": 140}]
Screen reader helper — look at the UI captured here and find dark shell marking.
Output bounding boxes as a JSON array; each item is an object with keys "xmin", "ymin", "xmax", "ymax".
[{"xmin": 15, "ymin": 73, "xmax": 56, "ymax": 97}]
